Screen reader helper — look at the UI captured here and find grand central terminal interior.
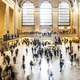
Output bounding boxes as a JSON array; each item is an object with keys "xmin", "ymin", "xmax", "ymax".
[{"xmin": 0, "ymin": 0, "xmax": 80, "ymax": 80}]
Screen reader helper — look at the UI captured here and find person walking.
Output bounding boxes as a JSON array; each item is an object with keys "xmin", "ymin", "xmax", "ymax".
[
  {"xmin": 13, "ymin": 56, "xmax": 16, "ymax": 64},
  {"xmin": 22, "ymin": 63, "xmax": 25, "ymax": 73},
  {"xmin": 0, "ymin": 66, "xmax": 2, "ymax": 80},
  {"xmin": 30, "ymin": 60, "xmax": 33, "ymax": 71},
  {"xmin": 22, "ymin": 55, "xmax": 25, "ymax": 63},
  {"xmin": 15, "ymin": 48, "xmax": 18, "ymax": 57},
  {"xmin": 60, "ymin": 59, "xmax": 64, "ymax": 72},
  {"xmin": 70, "ymin": 54, "xmax": 73, "ymax": 65},
  {"xmin": 76, "ymin": 57, "xmax": 79, "ymax": 66}
]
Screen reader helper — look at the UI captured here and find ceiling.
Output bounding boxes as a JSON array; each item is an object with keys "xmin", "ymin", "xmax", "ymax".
[{"xmin": 13, "ymin": 0, "xmax": 78, "ymax": 7}]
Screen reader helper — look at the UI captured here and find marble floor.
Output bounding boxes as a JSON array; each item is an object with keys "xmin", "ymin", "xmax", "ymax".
[{"xmin": 1, "ymin": 39, "xmax": 80, "ymax": 80}]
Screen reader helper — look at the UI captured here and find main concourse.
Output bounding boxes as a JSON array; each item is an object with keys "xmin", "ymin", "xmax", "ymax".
[
  {"xmin": 0, "ymin": 36, "xmax": 80, "ymax": 80},
  {"xmin": 0, "ymin": 0, "xmax": 80, "ymax": 80}
]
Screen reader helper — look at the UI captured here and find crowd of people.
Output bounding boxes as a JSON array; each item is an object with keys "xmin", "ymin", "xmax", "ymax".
[
  {"xmin": 0, "ymin": 37, "xmax": 80, "ymax": 80},
  {"xmin": 65, "ymin": 40, "xmax": 80, "ymax": 67}
]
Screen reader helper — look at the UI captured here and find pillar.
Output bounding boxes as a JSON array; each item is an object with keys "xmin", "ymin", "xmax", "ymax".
[
  {"xmin": 0, "ymin": 1, "xmax": 6, "ymax": 37},
  {"xmin": 70, "ymin": 8, "xmax": 74, "ymax": 33},
  {"xmin": 52, "ymin": 0, "xmax": 59, "ymax": 32},
  {"xmin": 16, "ymin": 9, "xmax": 22, "ymax": 34},
  {"xmin": 78, "ymin": 2, "xmax": 80, "ymax": 36},
  {"xmin": 73, "ymin": 1, "xmax": 78, "ymax": 35},
  {"xmin": 6, "ymin": 5, "xmax": 9, "ymax": 32},
  {"xmin": 52, "ymin": 7, "xmax": 58, "ymax": 31},
  {"xmin": 14, "ymin": 1, "xmax": 18, "ymax": 34},
  {"xmin": 9, "ymin": 7, "xmax": 14, "ymax": 34},
  {"xmin": 35, "ymin": 6, "xmax": 40, "ymax": 32}
]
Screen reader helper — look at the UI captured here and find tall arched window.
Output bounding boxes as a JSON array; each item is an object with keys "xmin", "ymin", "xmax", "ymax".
[
  {"xmin": 40, "ymin": 1, "xmax": 52, "ymax": 26},
  {"xmin": 22, "ymin": 1, "xmax": 34, "ymax": 26},
  {"xmin": 58, "ymin": 2, "xmax": 70, "ymax": 26},
  {"xmin": 79, "ymin": 2, "xmax": 80, "ymax": 12}
]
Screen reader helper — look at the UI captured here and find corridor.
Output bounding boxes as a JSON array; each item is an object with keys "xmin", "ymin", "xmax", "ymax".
[{"xmin": 1, "ymin": 38, "xmax": 80, "ymax": 80}]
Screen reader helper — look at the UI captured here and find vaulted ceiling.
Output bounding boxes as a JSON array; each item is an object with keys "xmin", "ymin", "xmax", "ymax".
[{"xmin": 13, "ymin": 0, "xmax": 78, "ymax": 7}]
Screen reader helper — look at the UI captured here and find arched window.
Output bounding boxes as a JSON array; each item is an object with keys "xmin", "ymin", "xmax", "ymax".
[
  {"xmin": 22, "ymin": 1, "xmax": 34, "ymax": 25},
  {"xmin": 58, "ymin": 2, "xmax": 70, "ymax": 26},
  {"xmin": 79, "ymin": 2, "xmax": 80, "ymax": 11},
  {"xmin": 40, "ymin": 1, "xmax": 52, "ymax": 26}
]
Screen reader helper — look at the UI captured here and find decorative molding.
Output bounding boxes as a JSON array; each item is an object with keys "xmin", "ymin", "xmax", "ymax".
[{"xmin": 2, "ymin": 0, "xmax": 15, "ymax": 9}]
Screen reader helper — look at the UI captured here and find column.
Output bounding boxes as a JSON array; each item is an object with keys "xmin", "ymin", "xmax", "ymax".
[
  {"xmin": 35, "ymin": 6, "xmax": 40, "ymax": 32},
  {"xmin": 18, "ymin": 10, "xmax": 22, "ymax": 33},
  {"xmin": 70, "ymin": 8, "xmax": 74, "ymax": 33},
  {"xmin": 78, "ymin": 2, "xmax": 80, "ymax": 36},
  {"xmin": 9, "ymin": 8, "xmax": 14, "ymax": 34},
  {"xmin": 73, "ymin": 1, "xmax": 78, "ymax": 35},
  {"xmin": 52, "ymin": 7, "xmax": 58, "ymax": 32},
  {"xmin": 0, "ymin": 1, "xmax": 6, "ymax": 37},
  {"xmin": 6, "ymin": 5, "xmax": 9, "ymax": 32},
  {"xmin": 52, "ymin": 0, "xmax": 59, "ymax": 32},
  {"xmin": 14, "ymin": 1, "xmax": 18, "ymax": 34}
]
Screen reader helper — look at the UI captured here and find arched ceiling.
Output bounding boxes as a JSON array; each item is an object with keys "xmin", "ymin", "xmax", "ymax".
[{"xmin": 14, "ymin": 0, "xmax": 78, "ymax": 7}]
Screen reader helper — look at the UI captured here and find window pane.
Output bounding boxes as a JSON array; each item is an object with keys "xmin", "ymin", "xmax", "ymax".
[
  {"xmin": 22, "ymin": 1, "xmax": 34, "ymax": 26},
  {"xmin": 58, "ymin": 2, "xmax": 70, "ymax": 26},
  {"xmin": 40, "ymin": 1, "xmax": 52, "ymax": 25}
]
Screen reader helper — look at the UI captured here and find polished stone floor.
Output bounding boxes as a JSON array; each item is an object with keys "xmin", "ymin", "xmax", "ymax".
[{"xmin": 1, "ymin": 39, "xmax": 80, "ymax": 80}]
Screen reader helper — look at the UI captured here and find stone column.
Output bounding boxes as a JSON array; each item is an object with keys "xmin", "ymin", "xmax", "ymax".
[
  {"xmin": 14, "ymin": 1, "xmax": 18, "ymax": 34},
  {"xmin": 18, "ymin": 10, "xmax": 22, "ymax": 32},
  {"xmin": 78, "ymin": 2, "xmax": 80, "ymax": 36},
  {"xmin": 73, "ymin": 2, "xmax": 78, "ymax": 35},
  {"xmin": 52, "ymin": 0, "xmax": 59, "ymax": 32},
  {"xmin": 6, "ymin": 5, "xmax": 9, "ymax": 32},
  {"xmin": 70, "ymin": 8, "xmax": 74, "ymax": 33},
  {"xmin": 35, "ymin": 6, "xmax": 40, "ymax": 32},
  {"xmin": 52, "ymin": 7, "xmax": 58, "ymax": 32}
]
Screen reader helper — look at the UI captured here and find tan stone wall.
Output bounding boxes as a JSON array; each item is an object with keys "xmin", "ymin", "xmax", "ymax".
[
  {"xmin": 9, "ymin": 7, "xmax": 14, "ymax": 34},
  {"xmin": 22, "ymin": 26, "xmax": 35, "ymax": 32},
  {"xmin": 0, "ymin": 0, "xmax": 21, "ymax": 37},
  {"xmin": 21, "ymin": 0, "xmax": 79, "ymax": 34},
  {"xmin": 0, "ymin": 0, "xmax": 79, "ymax": 36},
  {"xmin": 0, "ymin": 1, "xmax": 6, "ymax": 37}
]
